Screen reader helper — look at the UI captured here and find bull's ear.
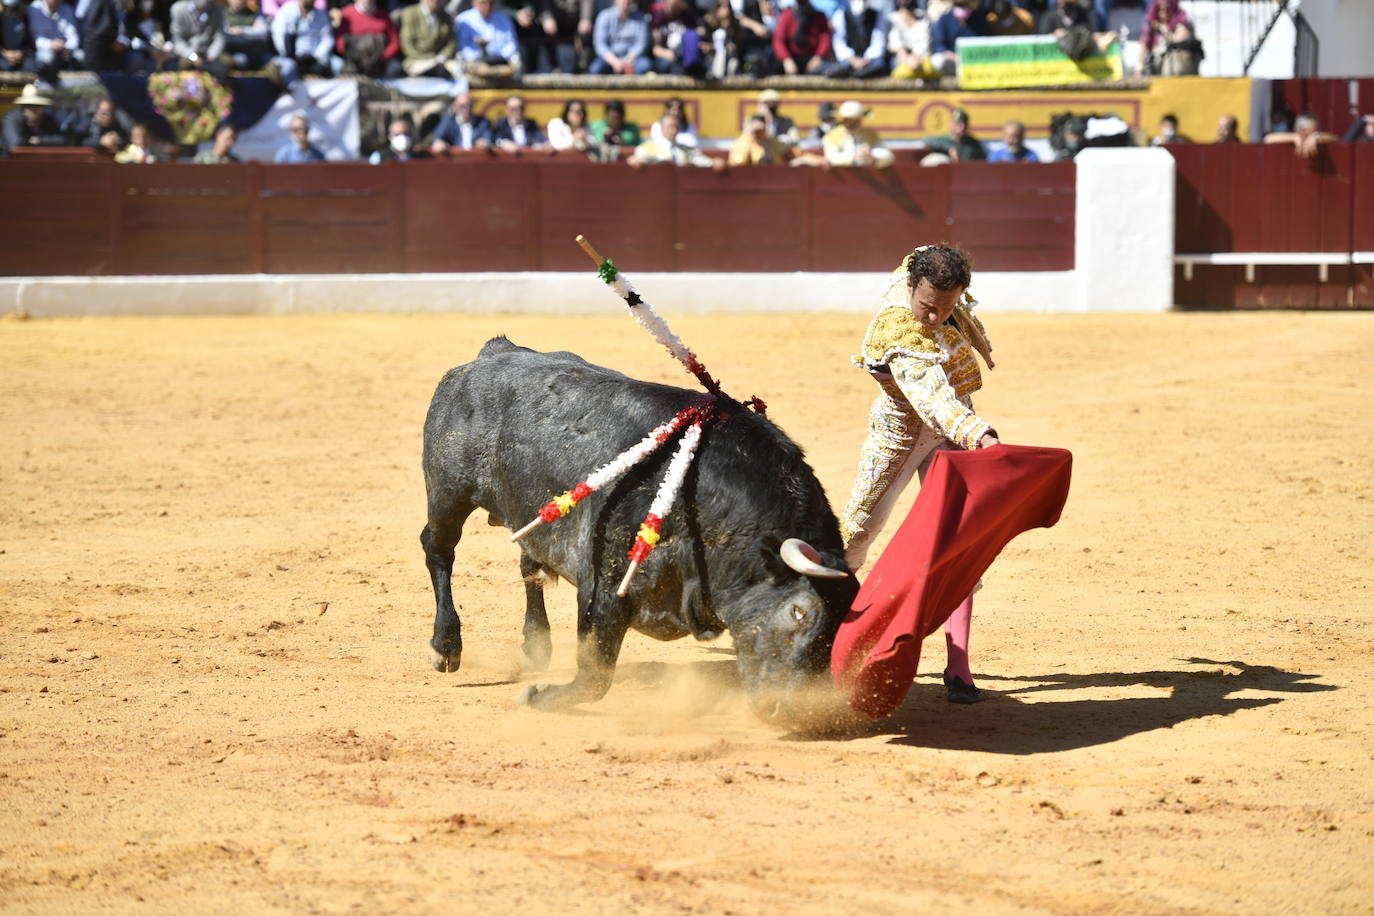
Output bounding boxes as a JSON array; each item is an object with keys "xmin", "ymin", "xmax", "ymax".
[{"xmin": 759, "ymin": 534, "xmax": 789, "ymax": 584}]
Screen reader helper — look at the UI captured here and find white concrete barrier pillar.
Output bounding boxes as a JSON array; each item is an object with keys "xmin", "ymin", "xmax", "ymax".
[{"xmin": 1074, "ymin": 147, "xmax": 1176, "ymax": 312}]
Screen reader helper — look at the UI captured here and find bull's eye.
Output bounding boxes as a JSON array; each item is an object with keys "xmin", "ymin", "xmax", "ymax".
[{"xmin": 791, "ymin": 605, "xmax": 807, "ymax": 623}]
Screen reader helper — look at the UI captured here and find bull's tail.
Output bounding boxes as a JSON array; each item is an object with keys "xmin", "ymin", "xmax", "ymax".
[{"xmin": 479, "ymin": 336, "xmax": 522, "ymax": 359}]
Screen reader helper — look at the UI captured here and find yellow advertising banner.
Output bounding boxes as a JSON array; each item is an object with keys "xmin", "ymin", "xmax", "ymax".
[
  {"xmin": 956, "ymin": 34, "xmax": 1125, "ymax": 91},
  {"xmin": 472, "ymin": 77, "xmax": 1252, "ymax": 146}
]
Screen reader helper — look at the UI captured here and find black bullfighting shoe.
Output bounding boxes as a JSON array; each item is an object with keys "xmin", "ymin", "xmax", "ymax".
[{"xmin": 943, "ymin": 671, "xmax": 984, "ymax": 705}]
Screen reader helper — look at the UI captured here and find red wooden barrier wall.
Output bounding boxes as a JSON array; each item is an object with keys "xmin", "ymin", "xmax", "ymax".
[
  {"xmin": 0, "ymin": 160, "xmax": 1075, "ymax": 277},
  {"xmin": 1172, "ymin": 142, "xmax": 1371, "ymax": 308}
]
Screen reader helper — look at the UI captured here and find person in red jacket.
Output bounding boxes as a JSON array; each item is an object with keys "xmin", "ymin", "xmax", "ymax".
[
  {"xmin": 771, "ymin": 0, "xmax": 830, "ymax": 75},
  {"xmin": 335, "ymin": 0, "xmax": 403, "ymax": 77}
]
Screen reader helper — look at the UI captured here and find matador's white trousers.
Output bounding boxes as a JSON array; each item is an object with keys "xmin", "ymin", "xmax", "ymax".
[{"xmin": 839, "ymin": 388, "xmax": 960, "ymax": 570}]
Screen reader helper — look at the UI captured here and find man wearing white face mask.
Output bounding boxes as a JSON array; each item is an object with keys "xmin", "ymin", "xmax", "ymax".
[
  {"xmin": 370, "ymin": 118, "xmax": 430, "ymax": 163},
  {"xmin": 824, "ymin": 0, "xmax": 887, "ymax": 79},
  {"xmin": 168, "ymin": 0, "xmax": 225, "ymax": 69}
]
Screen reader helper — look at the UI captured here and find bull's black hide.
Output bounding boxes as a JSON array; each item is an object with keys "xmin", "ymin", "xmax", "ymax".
[{"xmin": 420, "ymin": 338, "xmax": 857, "ymax": 720}]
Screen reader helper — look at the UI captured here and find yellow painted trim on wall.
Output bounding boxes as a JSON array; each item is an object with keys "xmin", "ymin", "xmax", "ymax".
[{"xmin": 472, "ymin": 77, "xmax": 1252, "ymax": 145}]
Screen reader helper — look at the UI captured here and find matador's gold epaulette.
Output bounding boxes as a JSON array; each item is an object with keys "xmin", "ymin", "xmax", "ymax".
[{"xmin": 853, "ymin": 304, "xmax": 944, "ymax": 370}]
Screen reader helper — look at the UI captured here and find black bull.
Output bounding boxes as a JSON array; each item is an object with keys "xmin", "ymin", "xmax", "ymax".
[{"xmin": 420, "ymin": 338, "xmax": 858, "ymax": 721}]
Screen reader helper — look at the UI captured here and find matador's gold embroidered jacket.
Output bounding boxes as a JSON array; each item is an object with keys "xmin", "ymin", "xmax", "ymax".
[{"xmin": 853, "ymin": 293, "xmax": 995, "ymax": 451}]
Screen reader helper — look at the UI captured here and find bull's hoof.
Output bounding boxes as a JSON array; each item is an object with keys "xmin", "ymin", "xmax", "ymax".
[
  {"xmin": 430, "ymin": 646, "xmax": 462, "ymax": 673},
  {"xmin": 516, "ymin": 683, "xmax": 551, "ymax": 707},
  {"xmin": 521, "ymin": 632, "xmax": 552, "ymax": 673}
]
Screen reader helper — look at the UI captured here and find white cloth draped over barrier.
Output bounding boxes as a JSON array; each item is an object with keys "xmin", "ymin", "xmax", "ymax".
[{"xmin": 233, "ymin": 78, "xmax": 361, "ymax": 162}]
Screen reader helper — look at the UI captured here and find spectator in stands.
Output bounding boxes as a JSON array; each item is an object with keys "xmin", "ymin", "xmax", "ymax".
[
  {"xmin": 1038, "ymin": 0, "xmax": 1098, "ymax": 62},
  {"xmin": 222, "ymin": 0, "xmax": 271, "ymax": 71},
  {"xmin": 400, "ymin": 0, "xmax": 458, "ymax": 77},
  {"xmin": 628, "ymin": 113, "xmax": 718, "ymax": 169},
  {"xmin": 429, "ymin": 91, "xmax": 492, "ymax": 154},
  {"xmin": 1150, "ymin": 113, "xmax": 1189, "ymax": 145},
  {"xmin": 123, "ymin": 0, "xmax": 173, "ymax": 74},
  {"xmin": 1343, "ymin": 114, "xmax": 1374, "ymax": 143},
  {"xmin": 772, "ymin": 0, "xmax": 829, "ymax": 76},
  {"xmin": 169, "ymin": 0, "xmax": 227, "ymax": 73},
  {"xmin": 271, "ymin": 0, "xmax": 339, "ymax": 83},
  {"xmin": 649, "ymin": 0, "xmax": 705, "ymax": 77},
  {"xmin": 1137, "ymin": 0, "xmax": 1187, "ymax": 76},
  {"xmin": 930, "ymin": 0, "xmax": 986, "ymax": 76},
  {"xmin": 114, "ymin": 122, "xmax": 158, "ymax": 162},
  {"xmin": 492, "ymin": 95, "xmax": 546, "ymax": 153},
  {"xmin": 195, "ymin": 123, "xmax": 239, "ymax": 162},
  {"xmin": 531, "ymin": 0, "xmax": 592, "ymax": 74},
  {"xmin": 194, "ymin": 123, "xmax": 239, "ymax": 162},
  {"xmin": 924, "ymin": 107, "xmax": 985, "ymax": 161},
  {"xmin": 27, "ymin": 0, "xmax": 81, "ymax": 81},
  {"xmin": 76, "ymin": 97, "xmax": 129, "ymax": 153},
  {"xmin": 3, "ymin": 83, "xmax": 66, "ymax": 148},
  {"xmin": 823, "ymin": 99, "xmax": 893, "ymax": 169},
  {"xmin": 1158, "ymin": 20, "xmax": 1203, "ymax": 75},
  {"xmin": 1054, "ymin": 115, "xmax": 1086, "ymax": 161},
  {"xmin": 1264, "ymin": 113, "xmax": 1337, "ymax": 160},
  {"xmin": 811, "ymin": 99, "xmax": 835, "ymax": 141},
  {"xmin": 547, "ymin": 97, "xmax": 602, "ymax": 156},
  {"xmin": 1267, "ymin": 105, "xmax": 1293, "ymax": 135},
  {"xmin": 370, "ymin": 117, "xmax": 430, "ymax": 163},
  {"xmin": 457, "ymin": 0, "xmax": 521, "ymax": 72},
  {"xmin": 336, "ymin": 0, "xmax": 402, "ymax": 78},
  {"xmin": 590, "ymin": 0, "xmax": 650, "ymax": 75},
  {"xmin": 505, "ymin": 0, "xmax": 540, "ymax": 76},
  {"xmin": 987, "ymin": 119, "xmax": 1037, "ymax": 161},
  {"xmin": 753, "ymin": 88, "xmax": 799, "ymax": 146},
  {"xmin": 649, "ymin": 97, "xmax": 697, "ymax": 149},
  {"xmin": 729, "ymin": 112, "xmax": 792, "ymax": 166},
  {"xmin": 1215, "ymin": 114, "xmax": 1240, "ymax": 144},
  {"xmin": 986, "ymin": 0, "xmax": 1034, "ymax": 36},
  {"xmin": 825, "ymin": 0, "xmax": 887, "ymax": 79},
  {"xmin": 1, "ymin": 0, "xmax": 36, "ymax": 75},
  {"xmin": 275, "ymin": 113, "xmax": 325, "ymax": 162},
  {"xmin": 591, "ymin": 98, "xmax": 640, "ymax": 151},
  {"xmin": 887, "ymin": 0, "xmax": 936, "ymax": 80},
  {"xmin": 703, "ymin": 0, "xmax": 775, "ymax": 79},
  {"xmin": 78, "ymin": 0, "xmax": 122, "ymax": 71}
]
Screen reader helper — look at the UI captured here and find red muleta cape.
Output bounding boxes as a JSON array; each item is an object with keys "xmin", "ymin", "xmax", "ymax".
[{"xmin": 831, "ymin": 444, "xmax": 1073, "ymax": 719}]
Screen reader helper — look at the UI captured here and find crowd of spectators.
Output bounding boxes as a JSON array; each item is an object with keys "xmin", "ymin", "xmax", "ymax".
[
  {"xmin": 0, "ymin": 0, "xmax": 1175, "ymax": 88},
  {"xmin": 8, "ymin": 73, "xmax": 1374, "ymax": 166}
]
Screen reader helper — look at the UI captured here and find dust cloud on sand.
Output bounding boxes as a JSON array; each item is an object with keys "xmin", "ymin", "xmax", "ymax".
[{"xmin": 1, "ymin": 311, "xmax": 1372, "ymax": 913}]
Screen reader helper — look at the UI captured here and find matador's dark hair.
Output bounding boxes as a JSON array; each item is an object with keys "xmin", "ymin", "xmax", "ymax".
[{"xmin": 904, "ymin": 244, "xmax": 973, "ymax": 291}]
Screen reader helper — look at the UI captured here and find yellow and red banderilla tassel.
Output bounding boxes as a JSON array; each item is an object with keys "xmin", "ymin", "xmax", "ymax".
[
  {"xmin": 627, "ymin": 514, "xmax": 664, "ymax": 564},
  {"xmin": 510, "ymin": 403, "xmax": 713, "ymax": 543},
  {"xmin": 537, "ymin": 482, "xmax": 593, "ymax": 524}
]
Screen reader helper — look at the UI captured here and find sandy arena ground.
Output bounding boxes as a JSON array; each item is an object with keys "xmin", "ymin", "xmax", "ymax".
[{"xmin": 1, "ymin": 309, "xmax": 1372, "ymax": 914}]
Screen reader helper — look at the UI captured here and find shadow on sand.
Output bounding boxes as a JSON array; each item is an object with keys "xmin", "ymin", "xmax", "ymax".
[
  {"xmin": 853, "ymin": 657, "xmax": 1337, "ymax": 753},
  {"xmin": 489, "ymin": 653, "xmax": 1335, "ymax": 752}
]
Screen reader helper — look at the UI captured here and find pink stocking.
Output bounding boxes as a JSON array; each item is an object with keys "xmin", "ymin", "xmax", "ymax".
[{"xmin": 943, "ymin": 593, "xmax": 975, "ymax": 684}]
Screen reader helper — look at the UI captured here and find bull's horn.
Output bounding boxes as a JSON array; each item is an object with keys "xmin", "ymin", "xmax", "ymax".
[{"xmin": 780, "ymin": 538, "xmax": 849, "ymax": 578}]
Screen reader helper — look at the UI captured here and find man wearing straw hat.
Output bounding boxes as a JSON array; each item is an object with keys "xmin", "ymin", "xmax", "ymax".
[
  {"xmin": 822, "ymin": 99, "xmax": 894, "ymax": 168},
  {"xmin": 2, "ymin": 83, "xmax": 68, "ymax": 149}
]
